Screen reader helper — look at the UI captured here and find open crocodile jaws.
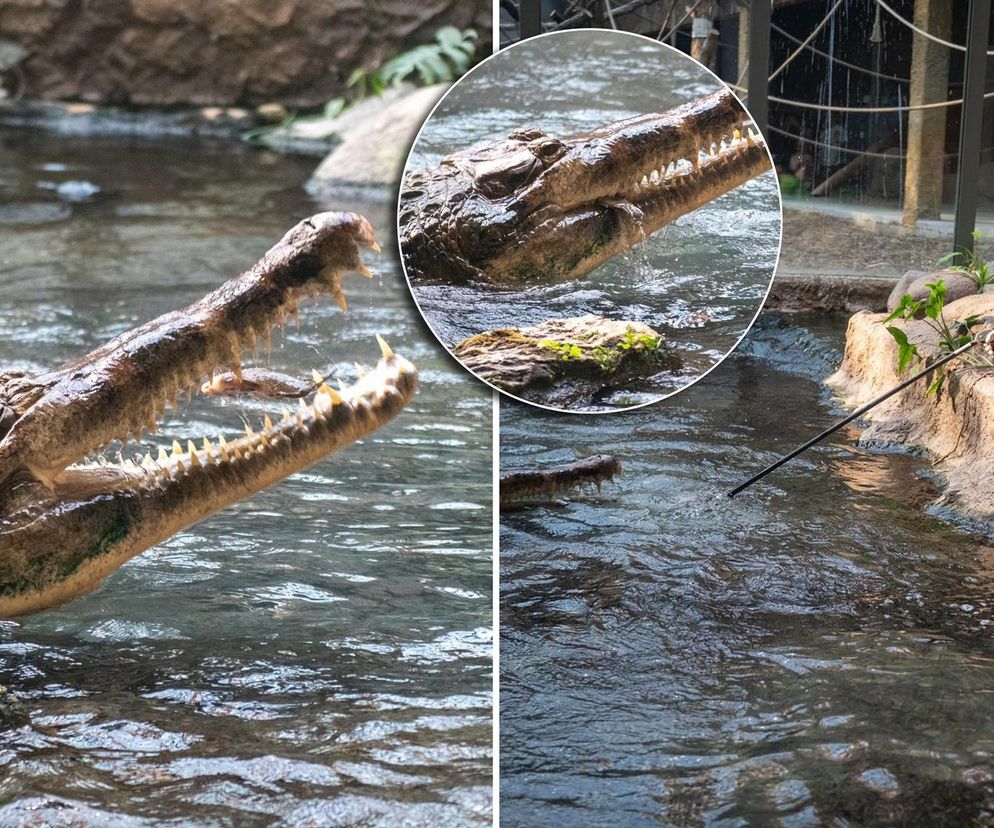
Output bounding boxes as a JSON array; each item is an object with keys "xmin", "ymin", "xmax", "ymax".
[
  {"xmin": 0, "ymin": 212, "xmax": 418, "ymax": 617},
  {"xmin": 400, "ymin": 89, "xmax": 771, "ymax": 285}
]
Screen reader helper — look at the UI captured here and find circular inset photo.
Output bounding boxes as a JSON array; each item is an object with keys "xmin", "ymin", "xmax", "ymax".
[{"xmin": 398, "ymin": 29, "xmax": 782, "ymax": 413}]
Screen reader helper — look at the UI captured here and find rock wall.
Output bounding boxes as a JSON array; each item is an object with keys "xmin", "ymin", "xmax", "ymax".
[
  {"xmin": 828, "ymin": 294, "xmax": 994, "ymax": 524},
  {"xmin": 0, "ymin": 0, "xmax": 489, "ymax": 106}
]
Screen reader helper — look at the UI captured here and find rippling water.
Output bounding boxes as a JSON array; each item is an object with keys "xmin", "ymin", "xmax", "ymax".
[
  {"xmin": 405, "ymin": 30, "xmax": 781, "ymax": 409},
  {"xmin": 500, "ymin": 315, "xmax": 994, "ymax": 826},
  {"xmin": 0, "ymin": 131, "xmax": 492, "ymax": 824}
]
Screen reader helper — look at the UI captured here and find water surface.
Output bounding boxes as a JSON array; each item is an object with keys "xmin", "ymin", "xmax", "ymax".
[
  {"xmin": 500, "ymin": 315, "xmax": 994, "ymax": 826},
  {"xmin": 0, "ymin": 130, "xmax": 492, "ymax": 825},
  {"xmin": 406, "ymin": 31, "xmax": 781, "ymax": 410}
]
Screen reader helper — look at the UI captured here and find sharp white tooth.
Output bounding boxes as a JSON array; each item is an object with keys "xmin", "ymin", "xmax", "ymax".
[
  {"xmin": 354, "ymin": 363, "xmax": 366, "ymax": 378},
  {"xmin": 298, "ymin": 397, "xmax": 308, "ymax": 411},
  {"xmin": 219, "ymin": 435, "xmax": 229, "ymax": 460},
  {"xmin": 282, "ymin": 409, "xmax": 291, "ymax": 422},
  {"xmin": 189, "ymin": 450, "xmax": 201, "ymax": 468},
  {"xmin": 175, "ymin": 459, "xmax": 186, "ymax": 475},
  {"xmin": 311, "ymin": 369, "xmax": 324, "ymax": 384},
  {"xmin": 319, "ymin": 383, "xmax": 342, "ymax": 404},
  {"xmin": 733, "ymin": 128, "xmax": 742, "ymax": 143},
  {"xmin": 172, "ymin": 440, "xmax": 183, "ymax": 457},
  {"xmin": 158, "ymin": 447, "xmax": 169, "ymax": 463},
  {"xmin": 203, "ymin": 437, "xmax": 213, "ymax": 452},
  {"xmin": 337, "ymin": 379, "xmax": 348, "ymax": 395},
  {"xmin": 375, "ymin": 335, "xmax": 394, "ymax": 359},
  {"xmin": 245, "ymin": 423, "xmax": 254, "ymax": 437},
  {"xmin": 641, "ymin": 174, "xmax": 649, "ymax": 187},
  {"xmin": 264, "ymin": 414, "xmax": 273, "ymax": 431},
  {"xmin": 143, "ymin": 452, "xmax": 155, "ymax": 468},
  {"xmin": 650, "ymin": 170, "xmax": 660, "ymax": 184},
  {"xmin": 187, "ymin": 440, "xmax": 197, "ymax": 457}
]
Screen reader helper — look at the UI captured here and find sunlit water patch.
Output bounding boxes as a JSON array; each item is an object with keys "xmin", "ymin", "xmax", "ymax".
[{"xmin": 0, "ymin": 130, "xmax": 492, "ymax": 825}]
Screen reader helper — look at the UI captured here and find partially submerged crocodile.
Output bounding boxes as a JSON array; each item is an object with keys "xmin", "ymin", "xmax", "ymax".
[
  {"xmin": 0, "ymin": 212, "xmax": 418, "ymax": 616},
  {"xmin": 500, "ymin": 455, "xmax": 622, "ymax": 509},
  {"xmin": 400, "ymin": 89, "xmax": 771, "ymax": 286}
]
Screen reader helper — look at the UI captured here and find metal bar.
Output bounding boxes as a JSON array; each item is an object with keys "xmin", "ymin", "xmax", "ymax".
[
  {"xmin": 747, "ymin": 0, "xmax": 771, "ymax": 134},
  {"xmin": 953, "ymin": 0, "xmax": 992, "ymax": 254},
  {"xmin": 727, "ymin": 339, "xmax": 978, "ymax": 498},
  {"xmin": 519, "ymin": 0, "xmax": 543, "ymax": 40}
]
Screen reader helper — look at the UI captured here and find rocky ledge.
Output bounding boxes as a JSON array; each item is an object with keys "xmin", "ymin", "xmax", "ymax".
[
  {"xmin": 828, "ymin": 293, "xmax": 994, "ymax": 525},
  {"xmin": 452, "ymin": 316, "xmax": 680, "ymax": 410}
]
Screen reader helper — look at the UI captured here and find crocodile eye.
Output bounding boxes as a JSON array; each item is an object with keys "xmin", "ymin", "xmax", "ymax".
[{"xmin": 530, "ymin": 138, "xmax": 567, "ymax": 163}]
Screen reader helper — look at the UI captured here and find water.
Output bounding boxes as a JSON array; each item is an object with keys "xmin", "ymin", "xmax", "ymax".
[
  {"xmin": 500, "ymin": 314, "xmax": 994, "ymax": 826},
  {"xmin": 405, "ymin": 31, "xmax": 781, "ymax": 408},
  {"xmin": 0, "ymin": 130, "xmax": 493, "ymax": 824}
]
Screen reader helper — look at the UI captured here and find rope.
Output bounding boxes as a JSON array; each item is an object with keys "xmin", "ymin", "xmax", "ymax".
[
  {"xmin": 603, "ymin": 0, "xmax": 619, "ymax": 29},
  {"xmin": 771, "ymin": 22, "xmax": 909, "ymax": 83},
  {"xmin": 876, "ymin": 0, "xmax": 994, "ymax": 56},
  {"xmin": 726, "ymin": 81, "xmax": 994, "ymax": 113},
  {"xmin": 769, "ymin": 0, "xmax": 845, "ymax": 81},
  {"xmin": 766, "ymin": 124, "xmax": 905, "ymax": 159}
]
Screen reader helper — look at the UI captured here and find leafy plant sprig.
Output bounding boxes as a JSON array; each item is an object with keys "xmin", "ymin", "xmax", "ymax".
[
  {"xmin": 348, "ymin": 27, "xmax": 478, "ymax": 98},
  {"xmin": 882, "ymin": 279, "xmax": 980, "ymax": 395},
  {"xmin": 937, "ymin": 230, "xmax": 994, "ymax": 289}
]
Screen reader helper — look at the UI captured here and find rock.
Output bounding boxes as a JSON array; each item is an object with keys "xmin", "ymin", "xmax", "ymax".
[
  {"xmin": 886, "ymin": 269, "xmax": 978, "ymax": 313},
  {"xmin": 828, "ymin": 293, "xmax": 994, "ymax": 525},
  {"xmin": 0, "ymin": 0, "xmax": 488, "ymax": 107},
  {"xmin": 307, "ymin": 84, "xmax": 448, "ymax": 191},
  {"xmin": 451, "ymin": 315, "xmax": 681, "ymax": 410},
  {"xmin": 257, "ymin": 83, "xmax": 422, "ymax": 155}
]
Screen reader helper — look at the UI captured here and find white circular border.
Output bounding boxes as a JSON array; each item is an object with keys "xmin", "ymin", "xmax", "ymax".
[{"xmin": 396, "ymin": 28, "xmax": 785, "ymax": 416}]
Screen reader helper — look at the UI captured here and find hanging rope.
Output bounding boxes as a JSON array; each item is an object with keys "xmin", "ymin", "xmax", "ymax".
[
  {"xmin": 769, "ymin": 0, "xmax": 846, "ymax": 81},
  {"xmin": 727, "ymin": 81, "xmax": 994, "ymax": 113},
  {"xmin": 876, "ymin": 0, "xmax": 994, "ymax": 56},
  {"xmin": 766, "ymin": 124, "xmax": 906, "ymax": 159},
  {"xmin": 771, "ymin": 23, "xmax": 909, "ymax": 83}
]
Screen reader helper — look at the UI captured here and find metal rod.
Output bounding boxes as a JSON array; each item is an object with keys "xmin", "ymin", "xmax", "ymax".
[
  {"xmin": 747, "ymin": 0, "xmax": 771, "ymax": 135},
  {"xmin": 727, "ymin": 339, "xmax": 978, "ymax": 498},
  {"xmin": 519, "ymin": 0, "xmax": 542, "ymax": 40},
  {"xmin": 953, "ymin": 0, "xmax": 992, "ymax": 253}
]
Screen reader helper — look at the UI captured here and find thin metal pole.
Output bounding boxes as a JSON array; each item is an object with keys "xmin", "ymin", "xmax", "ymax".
[
  {"xmin": 953, "ymin": 0, "xmax": 992, "ymax": 254},
  {"xmin": 519, "ymin": 0, "xmax": 542, "ymax": 40},
  {"xmin": 747, "ymin": 0, "xmax": 771, "ymax": 135},
  {"xmin": 727, "ymin": 339, "xmax": 977, "ymax": 498}
]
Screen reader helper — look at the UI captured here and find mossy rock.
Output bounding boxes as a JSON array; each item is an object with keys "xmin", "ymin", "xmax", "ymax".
[{"xmin": 453, "ymin": 315, "xmax": 680, "ymax": 409}]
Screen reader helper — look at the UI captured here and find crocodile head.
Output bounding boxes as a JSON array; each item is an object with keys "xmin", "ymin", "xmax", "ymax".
[
  {"xmin": 0, "ymin": 213, "xmax": 418, "ymax": 616},
  {"xmin": 400, "ymin": 90, "xmax": 772, "ymax": 286},
  {"xmin": 500, "ymin": 454, "xmax": 622, "ymax": 507}
]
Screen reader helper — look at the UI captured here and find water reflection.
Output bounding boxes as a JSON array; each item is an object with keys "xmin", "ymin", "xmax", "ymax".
[{"xmin": 500, "ymin": 315, "xmax": 994, "ymax": 826}]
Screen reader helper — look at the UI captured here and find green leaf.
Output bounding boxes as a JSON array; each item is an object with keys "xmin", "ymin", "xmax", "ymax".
[
  {"xmin": 886, "ymin": 326, "xmax": 919, "ymax": 374},
  {"xmin": 927, "ymin": 373, "xmax": 945, "ymax": 396},
  {"xmin": 924, "ymin": 279, "xmax": 946, "ymax": 320},
  {"xmin": 883, "ymin": 293, "xmax": 920, "ymax": 323},
  {"xmin": 323, "ymin": 97, "xmax": 347, "ymax": 118}
]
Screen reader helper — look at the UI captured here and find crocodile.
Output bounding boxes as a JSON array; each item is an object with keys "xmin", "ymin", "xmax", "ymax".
[
  {"xmin": 0, "ymin": 212, "xmax": 418, "ymax": 617},
  {"xmin": 500, "ymin": 455, "xmax": 621, "ymax": 508},
  {"xmin": 399, "ymin": 89, "xmax": 771, "ymax": 286}
]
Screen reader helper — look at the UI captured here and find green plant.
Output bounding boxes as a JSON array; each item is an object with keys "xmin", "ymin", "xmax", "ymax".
[
  {"xmin": 348, "ymin": 27, "xmax": 478, "ymax": 98},
  {"xmin": 883, "ymin": 279, "xmax": 980, "ymax": 395},
  {"xmin": 937, "ymin": 231, "xmax": 994, "ymax": 289},
  {"xmin": 540, "ymin": 339, "xmax": 583, "ymax": 360},
  {"xmin": 617, "ymin": 328, "xmax": 660, "ymax": 352}
]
